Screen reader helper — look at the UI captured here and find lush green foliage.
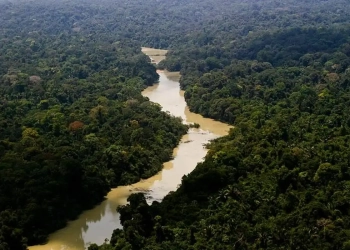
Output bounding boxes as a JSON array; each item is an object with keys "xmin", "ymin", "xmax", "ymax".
[
  {"xmin": 2, "ymin": 0, "xmax": 350, "ymax": 249},
  {"xmin": 96, "ymin": 33, "xmax": 350, "ymax": 249},
  {"xmin": 0, "ymin": 2, "xmax": 188, "ymax": 249},
  {"xmin": 87, "ymin": 0, "xmax": 350, "ymax": 250}
]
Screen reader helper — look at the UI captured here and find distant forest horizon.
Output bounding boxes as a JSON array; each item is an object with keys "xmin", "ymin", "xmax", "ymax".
[{"xmin": 1, "ymin": 0, "xmax": 350, "ymax": 249}]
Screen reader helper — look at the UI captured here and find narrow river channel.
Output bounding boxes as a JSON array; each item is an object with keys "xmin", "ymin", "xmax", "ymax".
[{"xmin": 29, "ymin": 48, "xmax": 231, "ymax": 250}]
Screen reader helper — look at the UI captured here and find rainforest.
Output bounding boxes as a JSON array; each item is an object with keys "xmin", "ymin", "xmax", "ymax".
[{"xmin": 1, "ymin": 0, "xmax": 350, "ymax": 249}]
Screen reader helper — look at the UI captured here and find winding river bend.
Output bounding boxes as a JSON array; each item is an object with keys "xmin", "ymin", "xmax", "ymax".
[{"xmin": 29, "ymin": 48, "xmax": 231, "ymax": 250}]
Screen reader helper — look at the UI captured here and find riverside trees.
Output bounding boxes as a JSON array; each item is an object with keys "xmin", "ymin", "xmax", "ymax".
[
  {"xmin": 2, "ymin": 0, "xmax": 350, "ymax": 249},
  {"xmin": 0, "ymin": 2, "xmax": 188, "ymax": 249},
  {"xmin": 88, "ymin": 0, "xmax": 350, "ymax": 249}
]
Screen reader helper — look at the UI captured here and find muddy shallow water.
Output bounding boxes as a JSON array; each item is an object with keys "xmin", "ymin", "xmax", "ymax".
[{"xmin": 29, "ymin": 49, "xmax": 231, "ymax": 250}]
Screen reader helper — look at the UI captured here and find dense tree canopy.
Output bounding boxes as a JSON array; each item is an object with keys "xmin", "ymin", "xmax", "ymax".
[
  {"xmin": 1, "ymin": 0, "xmax": 350, "ymax": 249},
  {"xmin": 0, "ymin": 1, "xmax": 189, "ymax": 249},
  {"xmin": 80, "ymin": 0, "xmax": 350, "ymax": 250}
]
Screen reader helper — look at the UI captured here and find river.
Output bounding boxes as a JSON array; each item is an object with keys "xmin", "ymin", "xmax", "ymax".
[{"xmin": 28, "ymin": 48, "xmax": 231, "ymax": 250}]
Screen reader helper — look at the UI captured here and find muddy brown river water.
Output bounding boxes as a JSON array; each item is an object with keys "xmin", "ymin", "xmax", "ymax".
[{"xmin": 29, "ymin": 48, "xmax": 231, "ymax": 250}]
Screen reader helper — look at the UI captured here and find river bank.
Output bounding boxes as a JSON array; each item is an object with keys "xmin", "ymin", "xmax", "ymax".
[{"xmin": 29, "ymin": 48, "xmax": 231, "ymax": 250}]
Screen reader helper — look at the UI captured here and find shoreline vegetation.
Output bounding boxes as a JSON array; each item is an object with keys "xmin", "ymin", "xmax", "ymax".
[
  {"xmin": 1, "ymin": 0, "xmax": 350, "ymax": 249},
  {"xmin": 0, "ymin": 19, "xmax": 188, "ymax": 250},
  {"xmin": 94, "ymin": 1, "xmax": 350, "ymax": 250}
]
